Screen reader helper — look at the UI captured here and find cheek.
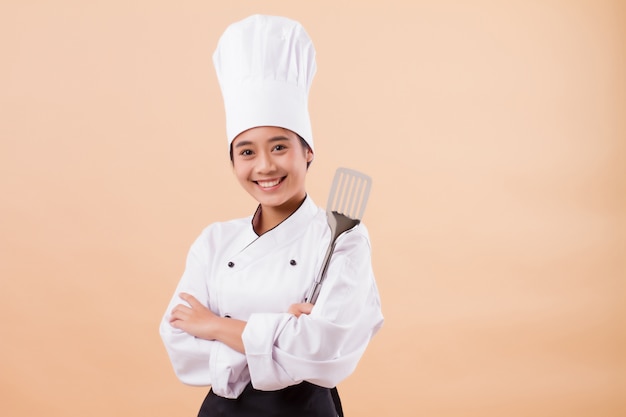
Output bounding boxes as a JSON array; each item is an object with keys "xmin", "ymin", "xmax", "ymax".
[
  {"xmin": 296, "ymin": 155, "xmax": 311, "ymax": 172},
  {"xmin": 232, "ymin": 162, "xmax": 250, "ymax": 184}
]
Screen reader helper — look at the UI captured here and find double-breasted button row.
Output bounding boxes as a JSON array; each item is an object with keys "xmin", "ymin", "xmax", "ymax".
[{"xmin": 227, "ymin": 260, "xmax": 297, "ymax": 268}]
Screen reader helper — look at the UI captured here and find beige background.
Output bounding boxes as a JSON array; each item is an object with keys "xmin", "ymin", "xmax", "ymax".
[{"xmin": 1, "ymin": 1, "xmax": 625, "ymax": 416}]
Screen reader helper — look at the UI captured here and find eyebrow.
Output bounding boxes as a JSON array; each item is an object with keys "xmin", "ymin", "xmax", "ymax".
[{"xmin": 234, "ymin": 136, "xmax": 290, "ymax": 148}]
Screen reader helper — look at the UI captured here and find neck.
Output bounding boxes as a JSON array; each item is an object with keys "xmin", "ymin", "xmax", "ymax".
[{"xmin": 253, "ymin": 196, "xmax": 306, "ymax": 235}]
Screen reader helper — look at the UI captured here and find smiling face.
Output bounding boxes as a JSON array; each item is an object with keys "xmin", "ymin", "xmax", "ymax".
[{"xmin": 231, "ymin": 126, "xmax": 314, "ymax": 219}]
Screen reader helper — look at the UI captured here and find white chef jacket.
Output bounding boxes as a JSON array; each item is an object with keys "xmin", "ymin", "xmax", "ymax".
[{"xmin": 159, "ymin": 196, "xmax": 383, "ymax": 399}]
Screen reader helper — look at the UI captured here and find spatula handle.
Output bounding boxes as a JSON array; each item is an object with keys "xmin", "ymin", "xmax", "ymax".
[{"xmin": 304, "ymin": 240, "xmax": 336, "ymax": 304}]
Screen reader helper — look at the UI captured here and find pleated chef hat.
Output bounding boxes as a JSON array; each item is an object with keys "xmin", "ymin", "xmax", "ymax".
[{"xmin": 213, "ymin": 15, "xmax": 317, "ymax": 151}]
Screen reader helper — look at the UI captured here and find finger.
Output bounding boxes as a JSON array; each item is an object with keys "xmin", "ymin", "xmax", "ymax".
[
  {"xmin": 172, "ymin": 303, "xmax": 192, "ymax": 314},
  {"xmin": 300, "ymin": 303, "xmax": 314, "ymax": 315},
  {"xmin": 179, "ymin": 292, "xmax": 201, "ymax": 308},
  {"xmin": 170, "ymin": 308, "xmax": 184, "ymax": 320},
  {"xmin": 170, "ymin": 304, "xmax": 191, "ymax": 321},
  {"xmin": 294, "ymin": 302, "xmax": 314, "ymax": 315},
  {"xmin": 288, "ymin": 302, "xmax": 314, "ymax": 317}
]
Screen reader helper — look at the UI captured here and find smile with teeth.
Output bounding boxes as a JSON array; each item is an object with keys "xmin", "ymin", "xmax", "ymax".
[{"xmin": 256, "ymin": 177, "xmax": 284, "ymax": 188}]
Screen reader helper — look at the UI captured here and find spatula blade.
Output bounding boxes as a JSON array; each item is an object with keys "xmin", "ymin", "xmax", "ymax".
[{"xmin": 327, "ymin": 167, "xmax": 372, "ymax": 221}]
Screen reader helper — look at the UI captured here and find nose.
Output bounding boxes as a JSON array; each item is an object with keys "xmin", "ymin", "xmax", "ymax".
[{"xmin": 256, "ymin": 150, "xmax": 276, "ymax": 174}]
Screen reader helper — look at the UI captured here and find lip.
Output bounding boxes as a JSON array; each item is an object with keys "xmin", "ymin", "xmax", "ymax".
[{"xmin": 254, "ymin": 176, "xmax": 285, "ymax": 190}]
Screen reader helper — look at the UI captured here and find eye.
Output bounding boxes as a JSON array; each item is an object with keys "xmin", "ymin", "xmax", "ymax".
[
  {"xmin": 272, "ymin": 144, "xmax": 287, "ymax": 152},
  {"xmin": 239, "ymin": 149, "xmax": 254, "ymax": 156}
]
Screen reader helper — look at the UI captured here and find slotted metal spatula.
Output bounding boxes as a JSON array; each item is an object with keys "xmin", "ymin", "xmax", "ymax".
[{"xmin": 305, "ymin": 167, "xmax": 372, "ymax": 304}]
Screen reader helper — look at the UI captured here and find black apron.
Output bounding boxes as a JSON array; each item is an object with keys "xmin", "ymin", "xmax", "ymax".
[{"xmin": 198, "ymin": 382, "xmax": 343, "ymax": 417}]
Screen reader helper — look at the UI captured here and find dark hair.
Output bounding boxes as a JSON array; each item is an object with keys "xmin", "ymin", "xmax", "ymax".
[
  {"xmin": 299, "ymin": 136, "xmax": 313, "ymax": 169},
  {"xmin": 230, "ymin": 135, "xmax": 313, "ymax": 169}
]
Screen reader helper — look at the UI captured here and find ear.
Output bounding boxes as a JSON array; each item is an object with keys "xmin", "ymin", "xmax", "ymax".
[{"xmin": 306, "ymin": 148, "xmax": 314, "ymax": 163}]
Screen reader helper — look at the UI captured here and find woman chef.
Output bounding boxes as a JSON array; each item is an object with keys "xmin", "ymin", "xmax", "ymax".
[{"xmin": 159, "ymin": 15, "xmax": 383, "ymax": 417}]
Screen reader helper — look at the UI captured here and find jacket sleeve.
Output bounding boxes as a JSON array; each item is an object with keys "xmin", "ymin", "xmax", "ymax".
[
  {"xmin": 159, "ymin": 228, "xmax": 250, "ymax": 397},
  {"xmin": 242, "ymin": 225, "xmax": 384, "ymax": 390},
  {"xmin": 159, "ymin": 232, "xmax": 217, "ymax": 386}
]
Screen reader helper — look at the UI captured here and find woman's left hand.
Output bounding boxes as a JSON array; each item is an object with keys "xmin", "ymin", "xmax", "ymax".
[
  {"xmin": 288, "ymin": 302, "xmax": 314, "ymax": 318},
  {"xmin": 169, "ymin": 292, "xmax": 218, "ymax": 340}
]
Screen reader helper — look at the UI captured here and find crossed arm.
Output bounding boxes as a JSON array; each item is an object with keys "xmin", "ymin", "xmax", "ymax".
[{"xmin": 169, "ymin": 292, "xmax": 313, "ymax": 354}]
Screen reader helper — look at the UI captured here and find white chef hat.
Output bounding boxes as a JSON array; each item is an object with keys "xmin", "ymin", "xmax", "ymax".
[{"xmin": 213, "ymin": 14, "xmax": 316, "ymax": 151}]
